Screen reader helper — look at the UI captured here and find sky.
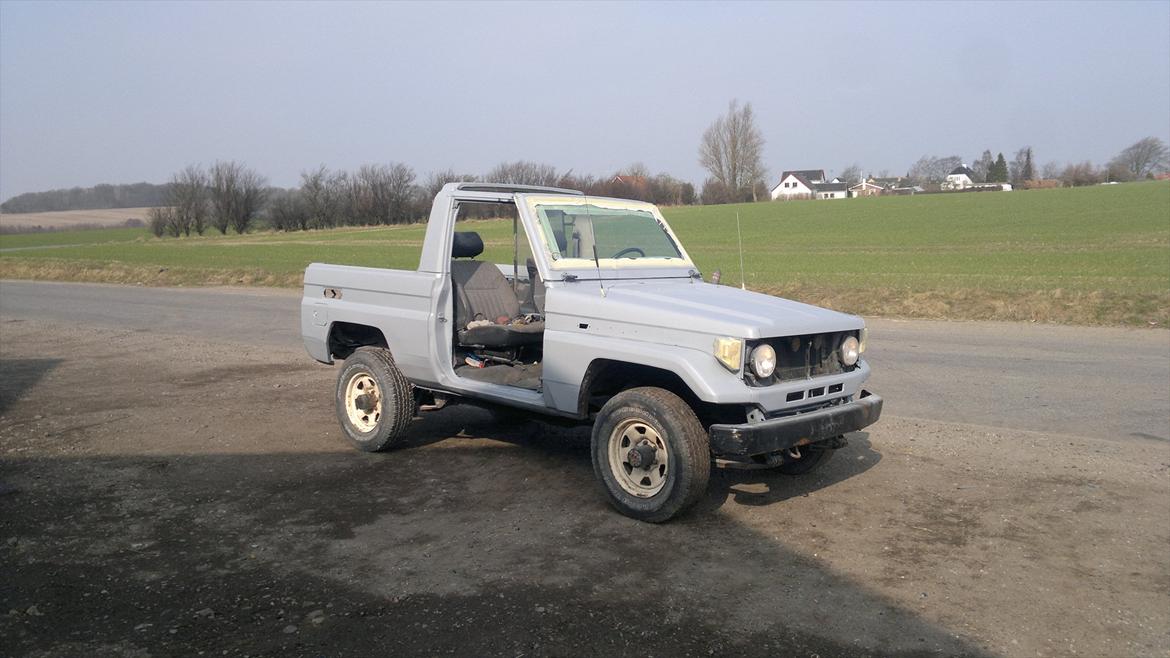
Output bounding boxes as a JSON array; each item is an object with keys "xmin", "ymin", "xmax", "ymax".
[{"xmin": 1, "ymin": 0, "xmax": 1168, "ymax": 199}]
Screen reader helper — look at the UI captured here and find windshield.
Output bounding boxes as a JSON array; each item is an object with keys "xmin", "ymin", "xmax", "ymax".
[{"xmin": 529, "ymin": 199, "xmax": 685, "ymax": 264}]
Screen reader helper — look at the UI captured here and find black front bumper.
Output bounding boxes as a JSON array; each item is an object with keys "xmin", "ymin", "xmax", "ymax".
[{"xmin": 708, "ymin": 391, "xmax": 883, "ymax": 458}]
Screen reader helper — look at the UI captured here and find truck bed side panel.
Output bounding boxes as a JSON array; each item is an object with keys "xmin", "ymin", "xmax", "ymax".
[{"xmin": 302, "ymin": 263, "xmax": 440, "ymax": 382}]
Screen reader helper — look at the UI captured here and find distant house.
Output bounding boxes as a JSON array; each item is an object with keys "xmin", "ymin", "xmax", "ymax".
[
  {"xmin": 868, "ymin": 176, "xmax": 906, "ymax": 189},
  {"xmin": 770, "ymin": 169, "xmax": 826, "ymax": 200},
  {"xmin": 813, "ymin": 182, "xmax": 849, "ymax": 200},
  {"xmin": 942, "ymin": 165, "xmax": 978, "ymax": 191},
  {"xmin": 610, "ymin": 174, "xmax": 648, "ymax": 188},
  {"xmin": 848, "ymin": 181, "xmax": 884, "ymax": 198}
]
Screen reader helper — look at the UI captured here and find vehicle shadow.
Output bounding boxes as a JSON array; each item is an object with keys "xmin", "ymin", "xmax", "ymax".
[
  {"xmin": 402, "ymin": 405, "xmax": 881, "ymax": 514},
  {"xmin": 0, "ymin": 358, "xmax": 61, "ymax": 416},
  {"xmin": 703, "ymin": 432, "xmax": 880, "ymax": 511},
  {"xmin": 1, "ymin": 395, "xmax": 989, "ymax": 657},
  {"xmin": 1, "ymin": 444, "xmax": 990, "ymax": 658}
]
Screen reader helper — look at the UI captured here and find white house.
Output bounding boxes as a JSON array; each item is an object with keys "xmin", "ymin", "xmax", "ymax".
[
  {"xmin": 812, "ymin": 182, "xmax": 849, "ymax": 200},
  {"xmin": 770, "ymin": 169, "xmax": 826, "ymax": 200},
  {"xmin": 942, "ymin": 164, "xmax": 977, "ymax": 191}
]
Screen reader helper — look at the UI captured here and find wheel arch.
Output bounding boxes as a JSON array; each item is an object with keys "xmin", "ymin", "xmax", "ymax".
[
  {"xmin": 327, "ymin": 321, "xmax": 390, "ymax": 361},
  {"xmin": 576, "ymin": 359, "xmax": 748, "ymax": 428},
  {"xmin": 576, "ymin": 359, "xmax": 698, "ymax": 417}
]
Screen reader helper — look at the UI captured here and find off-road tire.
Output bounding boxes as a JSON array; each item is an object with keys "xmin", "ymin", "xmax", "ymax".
[
  {"xmin": 335, "ymin": 347, "xmax": 415, "ymax": 452},
  {"xmin": 777, "ymin": 442, "xmax": 835, "ymax": 475},
  {"xmin": 591, "ymin": 387, "xmax": 710, "ymax": 523}
]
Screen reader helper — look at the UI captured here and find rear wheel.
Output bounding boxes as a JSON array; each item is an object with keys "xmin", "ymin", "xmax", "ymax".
[
  {"xmin": 591, "ymin": 387, "xmax": 710, "ymax": 523},
  {"xmin": 335, "ymin": 347, "xmax": 415, "ymax": 452}
]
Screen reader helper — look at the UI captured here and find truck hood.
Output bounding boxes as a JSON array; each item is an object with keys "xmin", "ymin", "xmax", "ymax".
[{"xmin": 549, "ymin": 279, "xmax": 863, "ymax": 340}]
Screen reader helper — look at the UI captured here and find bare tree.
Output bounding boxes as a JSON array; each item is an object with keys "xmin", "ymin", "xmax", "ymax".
[
  {"xmin": 423, "ymin": 169, "xmax": 477, "ymax": 201},
  {"xmin": 1060, "ymin": 161, "xmax": 1101, "ymax": 187},
  {"xmin": 698, "ymin": 99, "xmax": 766, "ymax": 202},
  {"xmin": 301, "ymin": 166, "xmax": 348, "ymax": 229},
  {"xmin": 838, "ymin": 164, "xmax": 862, "ymax": 184},
  {"xmin": 908, "ymin": 155, "xmax": 961, "ymax": 184},
  {"xmin": 148, "ymin": 206, "xmax": 172, "ymax": 237},
  {"xmin": 648, "ymin": 173, "xmax": 687, "ymax": 206},
  {"xmin": 483, "ymin": 161, "xmax": 560, "ymax": 187},
  {"xmin": 209, "ymin": 161, "xmax": 268, "ymax": 234},
  {"xmin": 1109, "ymin": 137, "xmax": 1169, "ymax": 181},
  {"xmin": 1010, "ymin": 147, "xmax": 1035, "ymax": 186},
  {"xmin": 267, "ymin": 192, "xmax": 309, "ymax": 231},
  {"xmin": 168, "ymin": 165, "xmax": 208, "ymax": 236},
  {"xmin": 971, "ymin": 150, "xmax": 994, "ymax": 184},
  {"xmin": 350, "ymin": 163, "xmax": 419, "ymax": 225},
  {"xmin": 700, "ymin": 178, "xmax": 731, "ymax": 205},
  {"xmin": 621, "ymin": 162, "xmax": 650, "ymax": 179},
  {"xmin": 1040, "ymin": 161, "xmax": 1061, "ymax": 180}
]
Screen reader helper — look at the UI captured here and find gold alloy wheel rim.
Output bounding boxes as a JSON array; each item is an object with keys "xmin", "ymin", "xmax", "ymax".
[
  {"xmin": 344, "ymin": 371, "xmax": 382, "ymax": 433},
  {"xmin": 608, "ymin": 417, "xmax": 669, "ymax": 497}
]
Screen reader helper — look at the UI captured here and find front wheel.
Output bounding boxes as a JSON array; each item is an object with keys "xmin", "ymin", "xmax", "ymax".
[
  {"xmin": 591, "ymin": 387, "xmax": 710, "ymax": 522},
  {"xmin": 334, "ymin": 347, "xmax": 415, "ymax": 452}
]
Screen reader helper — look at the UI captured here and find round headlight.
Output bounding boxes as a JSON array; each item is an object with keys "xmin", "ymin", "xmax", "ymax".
[
  {"xmin": 840, "ymin": 336, "xmax": 860, "ymax": 366},
  {"xmin": 750, "ymin": 344, "xmax": 776, "ymax": 378}
]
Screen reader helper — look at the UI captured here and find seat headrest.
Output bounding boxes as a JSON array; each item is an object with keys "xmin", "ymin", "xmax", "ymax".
[{"xmin": 452, "ymin": 231, "xmax": 484, "ymax": 258}]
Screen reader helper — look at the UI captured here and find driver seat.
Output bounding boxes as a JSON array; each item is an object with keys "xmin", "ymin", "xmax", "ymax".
[{"xmin": 450, "ymin": 231, "xmax": 544, "ymax": 348}]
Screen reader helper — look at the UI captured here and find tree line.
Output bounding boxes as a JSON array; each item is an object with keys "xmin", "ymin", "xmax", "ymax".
[
  {"xmin": 859, "ymin": 137, "xmax": 1168, "ymax": 190},
  {"xmin": 1, "ymin": 182, "xmax": 170, "ymax": 214},
  {"xmin": 147, "ymin": 159, "xmax": 700, "ymax": 237}
]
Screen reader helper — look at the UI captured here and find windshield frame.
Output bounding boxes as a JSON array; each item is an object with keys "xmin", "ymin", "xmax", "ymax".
[{"xmin": 517, "ymin": 194, "xmax": 695, "ymax": 273}]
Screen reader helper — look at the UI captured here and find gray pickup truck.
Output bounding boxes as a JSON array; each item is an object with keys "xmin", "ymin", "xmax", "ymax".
[{"xmin": 301, "ymin": 183, "xmax": 881, "ymax": 521}]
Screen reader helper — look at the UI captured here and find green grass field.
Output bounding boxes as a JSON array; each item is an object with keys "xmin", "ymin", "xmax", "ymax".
[{"xmin": 2, "ymin": 182, "xmax": 1168, "ymax": 326}]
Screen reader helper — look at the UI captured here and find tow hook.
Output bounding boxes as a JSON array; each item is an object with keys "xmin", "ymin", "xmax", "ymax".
[{"xmin": 786, "ymin": 446, "xmax": 802, "ymax": 460}]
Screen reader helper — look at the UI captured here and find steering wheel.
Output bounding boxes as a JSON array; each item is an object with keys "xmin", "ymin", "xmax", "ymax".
[{"xmin": 612, "ymin": 247, "xmax": 646, "ymax": 259}]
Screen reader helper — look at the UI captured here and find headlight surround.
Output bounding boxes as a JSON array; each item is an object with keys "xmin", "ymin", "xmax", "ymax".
[
  {"xmin": 750, "ymin": 343, "xmax": 776, "ymax": 378},
  {"xmin": 858, "ymin": 327, "xmax": 868, "ymax": 354},
  {"xmin": 840, "ymin": 335, "xmax": 860, "ymax": 366},
  {"xmin": 713, "ymin": 337, "xmax": 743, "ymax": 372}
]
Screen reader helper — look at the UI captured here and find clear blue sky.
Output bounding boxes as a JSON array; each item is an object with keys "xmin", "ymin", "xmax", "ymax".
[{"xmin": 1, "ymin": 0, "xmax": 1168, "ymax": 198}]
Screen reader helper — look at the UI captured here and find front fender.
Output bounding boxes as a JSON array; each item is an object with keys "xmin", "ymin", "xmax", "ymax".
[
  {"xmin": 542, "ymin": 329, "xmax": 740, "ymax": 414},
  {"xmin": 542, "ymin": 328, "xmax": 872, "ymax": 416}
]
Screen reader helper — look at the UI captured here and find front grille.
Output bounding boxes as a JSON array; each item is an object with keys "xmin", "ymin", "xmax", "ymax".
[{"xmin": 745, "ymin": 331, "xmax": 857, "ymax": 386}]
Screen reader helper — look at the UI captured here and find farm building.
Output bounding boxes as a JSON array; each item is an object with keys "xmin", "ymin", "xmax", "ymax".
[
  {"xmin": 770, "ymin": 169, "xmax": 826, "ymax": 200},
  {"xmin": 869, "ymin": 176, "xmax": 907, "ymax": 189},
  {"xmin": 942, "ymin": 165, "xmax": 978, "ymax": 191},
  {"xmin": 887, "ymin": 184, "xmax": 925, "ymax": 195},
  {"xmin": 848, "ymin": 181, "xmax": 884, "ymax": 198}
]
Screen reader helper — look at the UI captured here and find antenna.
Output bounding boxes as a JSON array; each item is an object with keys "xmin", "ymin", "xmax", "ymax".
[
  {"xmin": 592, "ymin": 244, "xmax": 606, "ymax": 298},
  {"xmin": 735, "ymin": 211, "xmax": 746, "ymax": 290},
  {"xmin": 584, "ymin": 194, "xmax": 606, "ymax": 298}
]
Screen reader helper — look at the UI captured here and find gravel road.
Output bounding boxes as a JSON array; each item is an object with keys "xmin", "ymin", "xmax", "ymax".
[{"xmin": 2, "ymin": 280, "xmax": 1168, "ymax": 657}]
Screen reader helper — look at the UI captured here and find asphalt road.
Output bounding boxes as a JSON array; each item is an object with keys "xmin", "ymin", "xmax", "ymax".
[
  {"xmin": 2, "ymin": 279, "xmax": 1166, "ymax": 442},
  {"xmin": 3, "ymin": 279, "xmax": 1169, "ymax": 657}
]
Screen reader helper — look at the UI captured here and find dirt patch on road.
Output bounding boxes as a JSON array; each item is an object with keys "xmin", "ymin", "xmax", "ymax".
[{"xmin": 1, "ymin": 320, "xmax": 1167, "ymax": 656}]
